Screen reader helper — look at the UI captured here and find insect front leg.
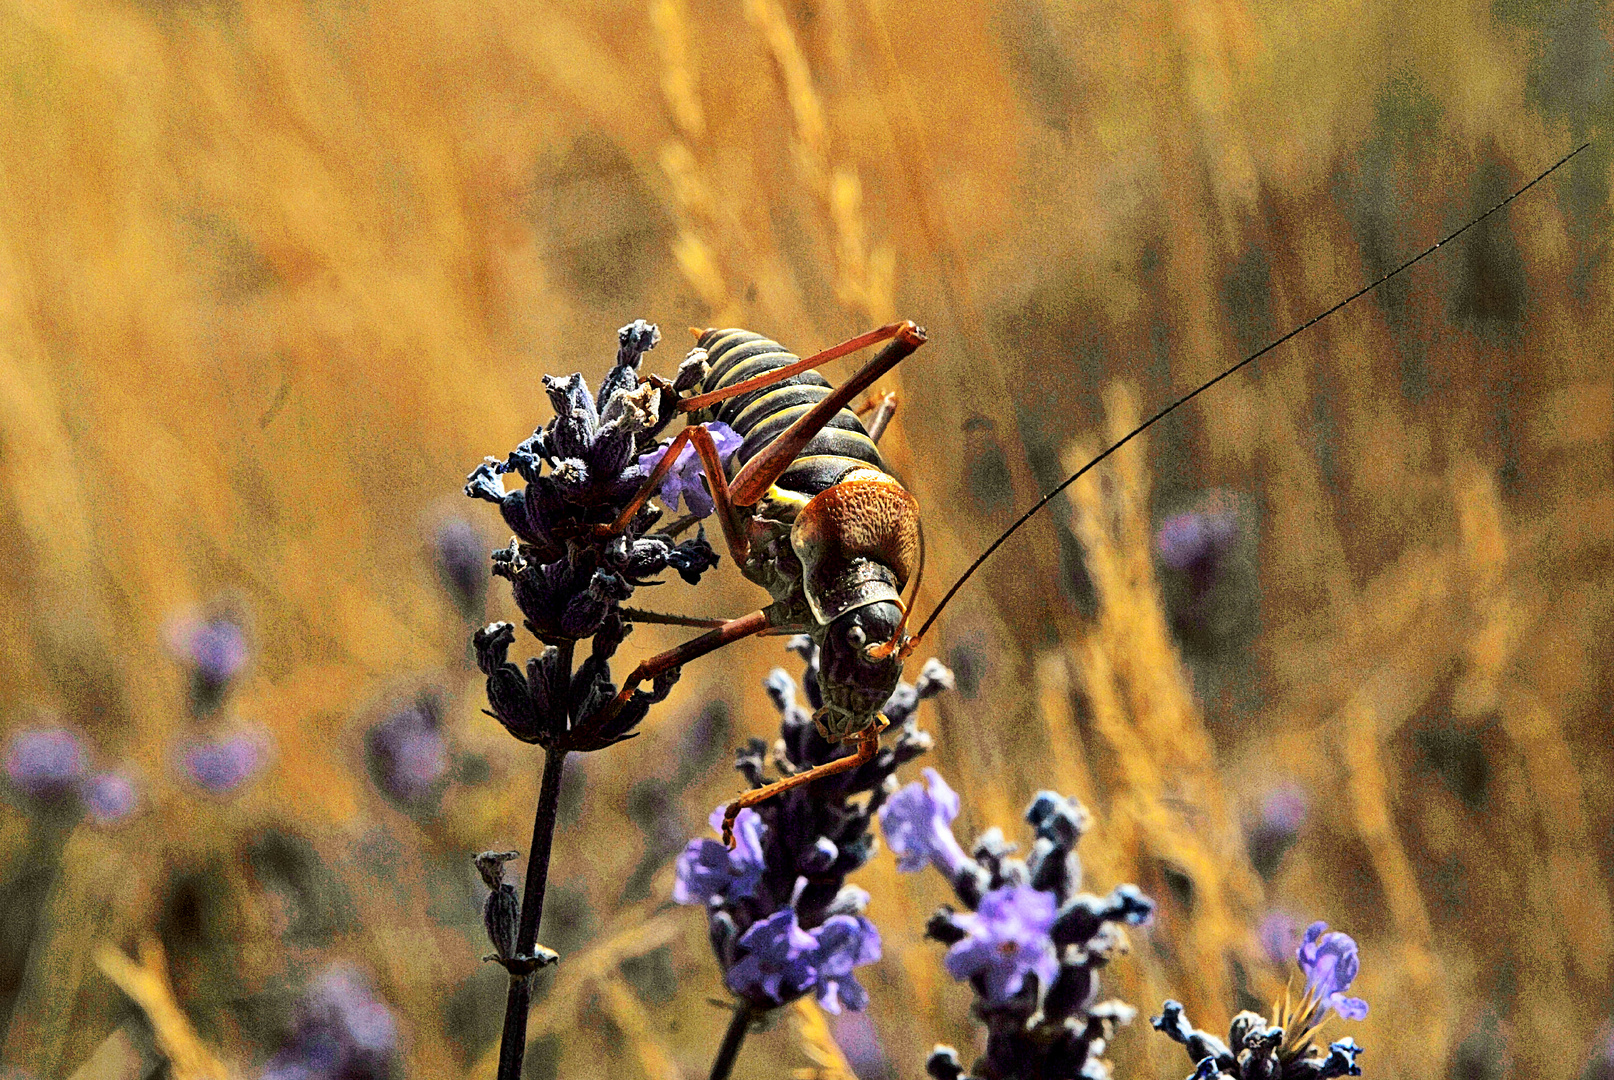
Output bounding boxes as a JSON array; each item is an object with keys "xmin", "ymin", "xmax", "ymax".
[{"xmin": 719, "ymin": 713, "xmax": 889, "ymax": 848}]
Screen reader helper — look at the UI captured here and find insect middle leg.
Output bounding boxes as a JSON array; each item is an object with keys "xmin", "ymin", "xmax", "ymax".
[
  {"xmin": 597, "ymin": 424, "xmax": 751, "ymax": 563},
  {"xmin": 720, "ymin": 713, "xmax": 889, "ymax": 848},
  {"xmin": 587, "ymin": 609, "xmax": 773, "ymax": 731}
]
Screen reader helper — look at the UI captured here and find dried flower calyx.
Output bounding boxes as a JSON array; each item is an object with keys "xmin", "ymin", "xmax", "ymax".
[
  {"xmin": 476, "ymin": 850, "xmax": 558, "ymax": 975},
  {"xmin": 473, "ymin": 614, "xmax": 675, "ymax": 752}
]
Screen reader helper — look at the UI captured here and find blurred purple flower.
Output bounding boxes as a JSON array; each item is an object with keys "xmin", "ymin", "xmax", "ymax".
[
  {"xmin": 831, "ymin": 1010, "xmax": 892, "ymax": 1080},
  {"xmin": 181, "ymin": 728, "xmax": 269, "ymax": 795},
  {"xmin": 264, "ymin": 963, "xmax": 399, "ymax": 1080},
  {"xmin": 879, "ymin": 768, "xmax": 970, "ymax": 881},
  {"xmin": 637, "ymin": 422, "xmax": 742, "ymax": 517},
  {"xmin": 365, "ymin": 699, "xmax": 448, "ymax": 808},
  {"xmin": 434, "ymin": 518, "xmax": 487, "ymax": 617},
  {"xmin": 673, "ymin": 806, "xmax": 765, "ymax": 906},
  {"xmin": 5, "ymin": 727, "xmax": 87, "ymax": 804},
  {"xmin": 81, "ymin": 772, "xmax": 139, "ymax": 826},
  {"xmin": 944, "ymin": 884, "xmax": 1061, "ymax": 1005},
  {"xmin": 1297, "ymin": 921, "xmax": 1369, "ymax": 1024},
  {"xmin": 725, "ymin": 907, "xmax": 820, "ymax": 1004},
  {"xmin": 167, "ymin": 612, "xmax": 248, "ymax": 716},
  {"xmin": 1257, "ymin": 910, "xmax": 1303, "ymax": 967},
  {"xmin": 1155, "ymin": 507, "xmax": 1238, "ymax": 571},
  {"xmin": 1248, "ymin": 783, "xmax": 1308, "ymax": 878}
]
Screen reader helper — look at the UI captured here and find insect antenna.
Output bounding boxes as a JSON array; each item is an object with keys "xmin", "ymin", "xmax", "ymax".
[{"xmin": 908, "ymin": 141, "xmax": 1591, "ymax": 650}]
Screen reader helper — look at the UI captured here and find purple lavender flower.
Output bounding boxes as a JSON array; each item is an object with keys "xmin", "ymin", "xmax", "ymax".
[
  {"xmin": 1297, "ymin": 921, "xmax": 1369, "ymax": 1023},
  {"xmin": 1155, "ymin": 507, "xmax": 1238, "ymax": 571},
  {"xmin": 636, "ymin": 422, "xmax": 742, "ymax": 516},
  {"xmin": 673, "ymin": 806, "xmax": 766, "ymax": 906},
  {"xmin": 878, "ymin": 767, "xmax": 970, "ymax": 881},
  {"xmin": 4, "ymin": 727, "xmax": 87, "ymax": 804},
  {"xmin": 264, "ymin": 963, "xmax": 399, "ymax": 1080},
  {"xmin": 944, "ymin": 885, "xmax": 1060, "ymax": 1004},
  {"xmin": 813, "ymin": 913, "xmax": 881, "ymax": 1015},
  {"xmin": 893, "ymin": 776, "xmax": 1153, "ymax": 1080},
  {"xmin": 81, "ymin": 772, "xmax": 139, "ymax": 826},
  {"xmin": 180, "ymin": 728, "xmax": 269, "ymax": 795},
  {"xmin": 724, "ymin": 907, "xmax": 821, "ymax": 1004},
  {"xmin": 365, "ymin": 698, "xmax": 448, "ymax": 810},
  {"xmin": 166, "ymin": 612, "xmax": 248, "ymax": 716}
]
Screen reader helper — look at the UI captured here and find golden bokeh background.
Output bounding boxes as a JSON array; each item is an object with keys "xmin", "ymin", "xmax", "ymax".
[{"xmin": 0, "ymin": 0, "xmax": 1609, "ymax": 1077}]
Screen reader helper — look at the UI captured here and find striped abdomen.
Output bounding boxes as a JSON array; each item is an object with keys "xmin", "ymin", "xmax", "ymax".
[{"xmin": 693, "ymin": 328, "xmax": 894, "ymax": 499}]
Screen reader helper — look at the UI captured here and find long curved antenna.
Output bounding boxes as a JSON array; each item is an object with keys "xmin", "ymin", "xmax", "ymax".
[{"xmin": 909, "ymin": 141, "xmax": 1591, "ymax": 648}]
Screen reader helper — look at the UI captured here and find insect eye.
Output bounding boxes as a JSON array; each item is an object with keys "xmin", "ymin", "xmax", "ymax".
[{"xmin": 846, "ymin": 624, "xmax": 866, "ymax": 648}]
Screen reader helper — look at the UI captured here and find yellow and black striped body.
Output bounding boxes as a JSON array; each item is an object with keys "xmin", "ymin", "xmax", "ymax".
[{"xmin": 691, "ymin": 328, "xmax": 895, "ymax": 501}]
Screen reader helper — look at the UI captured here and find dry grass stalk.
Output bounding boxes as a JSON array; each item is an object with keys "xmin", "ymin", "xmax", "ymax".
[
  {"xmin": 93, "ymin": 938, "xmax": 233, "ymax": 1080},
  {"xmin": 790, "ymin": 998, "xmax": 857, "ymax": 1080}
]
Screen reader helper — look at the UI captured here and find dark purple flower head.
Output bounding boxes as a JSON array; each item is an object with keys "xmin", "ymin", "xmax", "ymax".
[
  {"xmin": 1297, "ymin": 921, "xmax": 1369, "ymax": 1024},
  {"xmin": 180, "ymin": 728, "xmax": 269, "ymax": 796},
  {"xmin": 1152, "ymin": 1000, "xmax": 1364, "ymax": 1080},
  {"xmin": 673, "ymin": 807, "xmax": 766, "ymax": 906},
  {"xmin": 637, "ymin": 422, "xmax": 742, "ymax": 517},
  {"xmin": 434, "ymin": 518, "xmax": 488, "ymax": 617},
  {"xmin": 879, "ymin": 767, "xmax": 970, "ymax": 881},
  {"xmin": 1155, "ymin": 507, "xmax": 1238, "ymax": 571},
  {"xmin": 4, "ymin": 727, "xmax": 87, "ymax": 804},
  {"xmin": 266, "ymin": 963, "xmax": 399, "ymax": 1080},
  {"xmin": 365, "ymin": 697, "xmax": 448, "ymax": 810},
  {"xmin": 81, "ymin": 772, "xmax": 139, "ymax": 826},
  {"xmin": 944, "ymin": 884, "xmax": 1060, "ymax": 1005}
]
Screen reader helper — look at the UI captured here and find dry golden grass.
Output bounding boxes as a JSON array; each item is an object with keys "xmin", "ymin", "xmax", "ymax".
[{"xmin": 0, "ymin": 0, "xmax": 1608, "ymax": 1077}]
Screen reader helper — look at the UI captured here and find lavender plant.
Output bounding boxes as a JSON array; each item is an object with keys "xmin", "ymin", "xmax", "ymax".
[
  {"xmin": 1152, "ymin": 920, "xmax": 1367, "ymax": 1079},
  {"xmin": 674, "ymin": 639, "xmax": 953, "ymax": 1080},
  {"xmin": 261, "ymin": 962, "xmax": 400, "ymax": 1080},
  {"xmin": 464, "ymin": 320, "xmax": 725, "ymax": 1080},
  {"xmin": 878, "ymin": 770, "xmax": 1154, "ymax": 1080}
]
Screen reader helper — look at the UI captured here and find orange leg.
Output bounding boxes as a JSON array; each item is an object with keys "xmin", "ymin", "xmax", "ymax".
[
  {"xmin": 856, "ymin": 391, "xmax": 899, "ymax": 444},
  {"xmin": 597, "ymin": 424, "xmax": 750, "ymax": 565},
  {"xmin": 730, "ymin": 322, "xmax": 926, "ymax": 505},
  {"xmin": 677, "ymin": 322, "xmax": 915, "ymax": 413},
  {"xmin": 720, "ymin": 714, "xmax": 889, "ymax": 848}
]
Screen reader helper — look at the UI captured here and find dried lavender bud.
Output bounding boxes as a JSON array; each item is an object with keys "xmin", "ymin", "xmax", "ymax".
[{"xmin": 476, "ymin": 851, "xmax": 521, "ymax": 966}]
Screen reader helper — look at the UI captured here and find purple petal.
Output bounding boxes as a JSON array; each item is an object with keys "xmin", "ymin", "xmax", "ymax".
[
  {"xmin": 82, "ymin": 772, "xmax": 139, "ymax": 825},
  {"xmin": 1330, "ymin": 994, "xmax": 1369, "ymax": 1021},
  {"xmin": 672, "ymin": 839, "xmax": 734, "ymax": 906},
  {"xmin": 878, "ymin": 768, "xmax": 969, "ymax": 879}
]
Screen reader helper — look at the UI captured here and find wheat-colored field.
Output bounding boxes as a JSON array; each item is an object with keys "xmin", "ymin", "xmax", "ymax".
[{"xmin": 0, "ymin": 0, "xmax": 1608, "ymax": 1077}]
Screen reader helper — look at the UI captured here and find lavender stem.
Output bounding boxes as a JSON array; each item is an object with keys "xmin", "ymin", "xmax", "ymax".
[
  {"xmin": 708, "ymin": 1001, "xmax": 759, "ymax": 1080},
  {"xmin": 495, "ymin": 736, "xmax": 569, "ymax": 1080}
]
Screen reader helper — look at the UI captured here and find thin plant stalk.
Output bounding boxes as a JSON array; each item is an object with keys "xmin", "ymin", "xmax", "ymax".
[
  {"xmin": 495, "ymin": 636, "xmax": 572, "ymax": 1080},
  {"xmin": 708, "ymin": 1000, "xmax": 759, "ymax": 1080}
]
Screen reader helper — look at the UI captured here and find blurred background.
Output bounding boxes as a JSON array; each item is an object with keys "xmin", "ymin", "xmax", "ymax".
[{"xmin": 0, "ymin": 0, "xmax": 1609, "ymax": 1077}]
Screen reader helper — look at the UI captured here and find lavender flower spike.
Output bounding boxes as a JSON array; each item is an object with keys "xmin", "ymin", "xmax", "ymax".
[
  {"xmin": 637, "ymin": 422, "xmax": 742, "ymax": 517},
  {"xmin": 879, "ymin": 767, "xmax": 971, "ymax": 881},
  {"xmin": 724, "ymin": 907, "xmax": 821, "ymax": 1005},
  {"xmin": 4, "ymin": 727, "xmax": 87, "ymax": 805},
  {"xmin": 1297, "ymin": 921, "xmax": 1369, "ymax": 1023}
]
